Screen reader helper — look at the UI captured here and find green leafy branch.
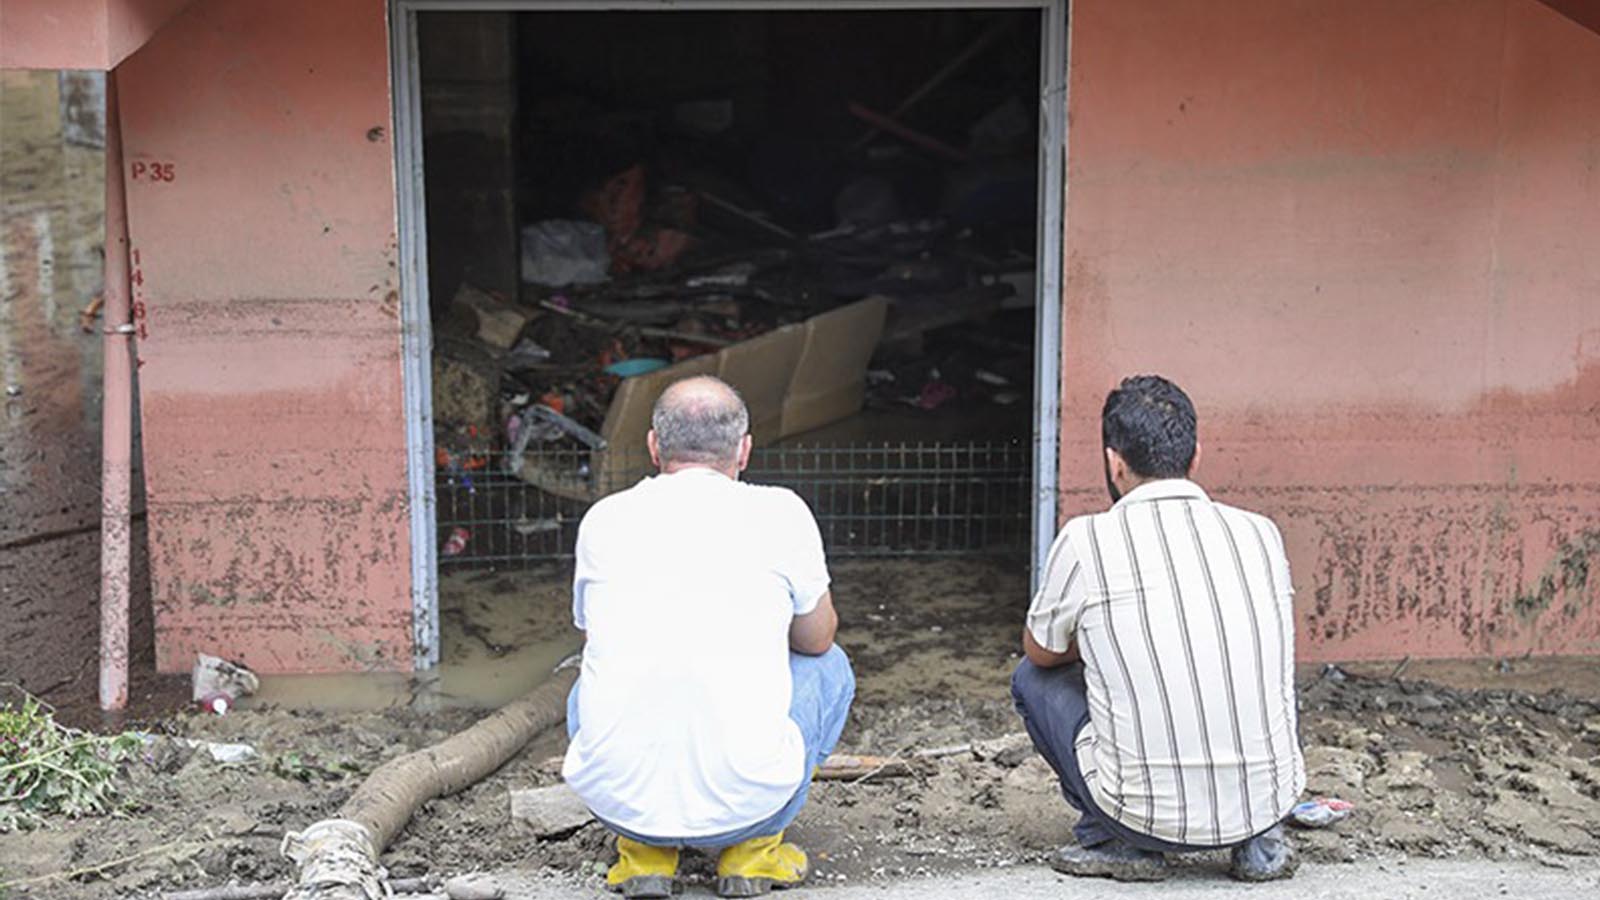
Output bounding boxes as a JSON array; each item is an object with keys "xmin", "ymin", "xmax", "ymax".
[{"xmin": 0, "ymin": 689, "xmax": 142, "ymax": 833}]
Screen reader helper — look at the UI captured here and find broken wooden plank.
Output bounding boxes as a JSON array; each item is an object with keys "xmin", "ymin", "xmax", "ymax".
[
  {"xmin": 816, "ymin": 753, "xmax": 913, "ymax": 781},
  {"xmin": 575, "ymin": 296, "xmax": 738, "ymax": 324},
  {"xmin": 455, "ymin": 283, "xmax": 532, "ymax": 350},
  {"xmin": 848, "ymin": 16, "xmax": 1018, "ymax": 153},
  {"xmin": 847, "ymin": 102, "xmax": 970, "ymax": 165}
]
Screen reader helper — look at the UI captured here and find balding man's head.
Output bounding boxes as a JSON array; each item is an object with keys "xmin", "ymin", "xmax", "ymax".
[{"xmin": 649, "ymin": 376, "xmax": 750, "ymax": 471}]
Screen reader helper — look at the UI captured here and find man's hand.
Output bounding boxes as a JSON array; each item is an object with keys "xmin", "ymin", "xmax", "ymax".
[
  {"xmin": 1022, "ymin": 626, "xmax": 1079, "ymax": 668},
  {"xmin": 790, "ymin": 590, "xmax": 838, "ymax": 655}
]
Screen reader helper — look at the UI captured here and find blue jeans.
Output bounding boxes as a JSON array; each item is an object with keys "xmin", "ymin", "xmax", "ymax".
[
  {"xmin": 567, "ymin": 644, "xmax": 856, "ymax": 849},
  {"xmin": 1011, "ymin": 660, "xmax": 1207, "ymax": 854}
]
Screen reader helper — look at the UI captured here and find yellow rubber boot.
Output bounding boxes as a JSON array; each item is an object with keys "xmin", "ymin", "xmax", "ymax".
[
  {"xmin": 715, "ymin": 831, "xmax": 809, "ymax": 897},
  {"xmin": 606, "ymin": 836, "xmax": 680, "ymax": 898}
]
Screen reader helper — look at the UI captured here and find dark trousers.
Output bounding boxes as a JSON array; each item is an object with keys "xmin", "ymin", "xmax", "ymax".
[{"xmin": 1011, "ymin": 660, "xmax": 1209, "ymax": 854}]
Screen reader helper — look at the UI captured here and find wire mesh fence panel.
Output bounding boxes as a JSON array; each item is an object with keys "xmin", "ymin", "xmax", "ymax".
[{"xmin": 436, "ymin": 442, "xmax": 1031, "ymax": 568}]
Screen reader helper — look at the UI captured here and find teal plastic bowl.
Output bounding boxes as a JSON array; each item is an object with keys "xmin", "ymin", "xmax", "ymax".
[{"xmin": 604, "ymin": 358, "xmax": 670, "ymax": 378}]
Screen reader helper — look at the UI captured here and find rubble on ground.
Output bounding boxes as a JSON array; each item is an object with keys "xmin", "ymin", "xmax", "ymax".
[
  {"xmin": 510, "ymin": 783, "xmax": 594, "ymax": 837},
  {"xmin": 5, "ymin": 561, "xmax": 1597, "ymax": 898}
]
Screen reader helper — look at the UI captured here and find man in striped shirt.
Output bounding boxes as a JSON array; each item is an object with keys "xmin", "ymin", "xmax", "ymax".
[{"xmin": 1012, "ymin": 375, "xmax": 1304, "ymax": 882}]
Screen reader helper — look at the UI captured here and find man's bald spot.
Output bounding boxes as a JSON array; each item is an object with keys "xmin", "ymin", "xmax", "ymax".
[
  {"xmin": 657, "ymin": 375, "xmax": 743, "ymax": 418},
  {"xmin": 650, "ymin": 375, "xmax": 750, "ymax": 467}
]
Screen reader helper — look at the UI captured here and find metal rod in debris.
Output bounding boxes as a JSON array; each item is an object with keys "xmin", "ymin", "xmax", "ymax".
[
  {"xmin": 522, "ymin": 404, "xmax": 606, "ymax": 450},
  {"xmin": 697, "ymin": 190, "xmax": 798, "ymax": 241},
  {"xmin": 635, "ymin": 326, "xmax": 733, "ymax": 347},
  {"xmin": 847, "ymin": 16, "xmax": 1017, "ymax": 154}
]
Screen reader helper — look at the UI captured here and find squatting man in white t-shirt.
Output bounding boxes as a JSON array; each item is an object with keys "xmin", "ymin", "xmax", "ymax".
[
  {"xmin": 562, "ymin": 375, "xmax": 855, "ymax": 899},
  {"xmin": 1013, "ymin": 375, "xmax": 1306, "ymax": 882}
]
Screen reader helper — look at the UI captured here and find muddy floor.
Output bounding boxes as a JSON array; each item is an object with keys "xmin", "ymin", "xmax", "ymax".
[{"xmin": 3, "ymin": 557, "xmax": 1598, "ymax": 898}]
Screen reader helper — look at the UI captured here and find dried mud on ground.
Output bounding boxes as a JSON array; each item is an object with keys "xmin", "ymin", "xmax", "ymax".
[{"xmin": 3, "ymin": 558, "xmax": 1599, "ymax": 898}]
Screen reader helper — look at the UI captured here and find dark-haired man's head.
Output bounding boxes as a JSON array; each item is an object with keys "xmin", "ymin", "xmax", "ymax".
[{"xmin": 1100, "ymin": 375, "xmax": 1200, "ymax": 502}]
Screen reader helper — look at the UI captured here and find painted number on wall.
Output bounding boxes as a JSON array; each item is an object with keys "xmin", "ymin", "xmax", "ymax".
[
  {"xmin": 131, "ymin": 249, "xmax": 149, "ymax": 339},
  {"xmin": 130, "ymin": 161, "xmax": 176, "ymax": 183}
]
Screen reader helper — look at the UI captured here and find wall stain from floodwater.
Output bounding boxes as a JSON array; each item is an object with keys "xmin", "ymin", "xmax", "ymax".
[
  {"xmin": 1513, "ymin": 528, "xmax": 1599, "ymax": 622},
  {"xmin": 186, "ymin": 583, "xmax": 271, "ymax": 608}
]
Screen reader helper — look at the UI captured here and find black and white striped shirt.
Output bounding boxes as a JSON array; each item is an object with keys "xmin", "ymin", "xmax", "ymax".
[{"xmin": 1027, "ymin": 478, "xmax": 1304, "ymax": 846}]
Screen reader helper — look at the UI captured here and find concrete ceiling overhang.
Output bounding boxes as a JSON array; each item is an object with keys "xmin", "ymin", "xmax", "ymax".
[
  {"xmin": 1, "ymin": 0, "xmax": 1594, "ymax": 72},
  {"xmin": 1540, "ymin": 0, "xmax": 1600, "ymax": 36},
  {"xmin": 0, "ymin": 0, "xmax": 200, "ymax": 70}
]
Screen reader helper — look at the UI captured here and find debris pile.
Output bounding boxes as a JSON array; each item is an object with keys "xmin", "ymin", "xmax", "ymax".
[
  {"xmin": 1293, "ymin": 667, "xmax": 1600, "ymax": 862},
  {"xmin": 430, "ymin": 14, "xmax": 1043, "ymax": 522}
]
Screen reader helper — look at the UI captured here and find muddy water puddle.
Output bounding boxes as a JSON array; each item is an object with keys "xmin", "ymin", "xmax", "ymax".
[
  {"xmin": 249, "ymin": 565, "xmax": 581, "ymax": 711},
  {"xmin": 250, "ymin": 554, "xmax": 1034, "ymax": 713}
]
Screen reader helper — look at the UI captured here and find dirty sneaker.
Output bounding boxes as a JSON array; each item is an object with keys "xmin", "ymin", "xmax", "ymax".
[
  {"xmin": 1048, "ymin": 841, "xmax": 1168, "ymax": 881},
  {"xmin": 1230, "ymin": 824, "xmax": 1297, "ymax": 882}
]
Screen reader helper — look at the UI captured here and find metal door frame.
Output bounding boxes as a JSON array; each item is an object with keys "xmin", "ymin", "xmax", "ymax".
[{"xmin": 389, "ymin": 0, "xmax": 1069, "ymax": 668}]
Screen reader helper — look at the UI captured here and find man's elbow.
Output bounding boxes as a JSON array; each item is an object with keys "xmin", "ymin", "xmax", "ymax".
[
  {"xmin": 1022, "ymin": 627, "xmax": 1077, "ymax": 668},
  {"xmin": 791, "ymin": 611, "xmax": 838, "ymax": 656},
  {"xmin": 792, "ymin": 633, "xmax": 834, "ymax": 656},
  {"xmin": 1024, "ymin": 642, "xmax": 1064, "ymax": 668}
]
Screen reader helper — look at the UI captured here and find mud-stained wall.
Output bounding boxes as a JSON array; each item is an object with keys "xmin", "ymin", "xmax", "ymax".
[
  {"xmin": 1061, "ymin": 0, "xmax": 1600, "ymax": 660},
  {"xmin": 116, "ymin": 0, "xmax": 411, "ymax": 673}
]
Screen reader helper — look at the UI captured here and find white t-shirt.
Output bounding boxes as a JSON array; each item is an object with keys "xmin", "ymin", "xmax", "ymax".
[{"xmin": 561, "ymin": 468, "xmax": 831, "ymax": 838}]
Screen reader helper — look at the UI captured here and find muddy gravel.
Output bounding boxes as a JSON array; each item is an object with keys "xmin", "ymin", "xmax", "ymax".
[{"xmin": 3, "ymin": 558, "xmax": 1599, "ymax": 899}]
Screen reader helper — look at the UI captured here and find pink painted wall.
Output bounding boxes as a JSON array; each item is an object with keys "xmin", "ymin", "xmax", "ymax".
[
  {"xmin": 1, "ymin": 0, "xmax": 109, "ymax": 69},
  {"xmin": 116, "ymin": 0, "xmax": 412, "ymax": 673},
  {"xmin": 1062, "ymin": 0, "xmax": 1600, "ymax": 660},
  {"xmin": 0, "ymin": 0, "xmax": 197, "ymax": 70}
]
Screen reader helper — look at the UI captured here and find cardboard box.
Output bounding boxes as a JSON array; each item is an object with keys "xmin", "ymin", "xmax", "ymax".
[
  {"xmin": 716, "ymin": 322, "xmax": 806, "ymax": 444},
  {"xmin": 518, "ymin": 296, "xmax": 888, "ymax": 501},
  {"xmin": 781, "ymin": 297, "xmax": 889, "ymax": 437}
]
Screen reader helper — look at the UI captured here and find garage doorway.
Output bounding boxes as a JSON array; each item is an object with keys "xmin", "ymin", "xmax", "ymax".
[{"xmin": 390, "ymin": 0, "xmax": 1067, "ymax": 670}]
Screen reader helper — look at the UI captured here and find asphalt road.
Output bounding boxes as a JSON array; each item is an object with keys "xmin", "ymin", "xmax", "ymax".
[{"xmin": 485, "ymin": 857, "xmax": 1600, "ymax": 900}]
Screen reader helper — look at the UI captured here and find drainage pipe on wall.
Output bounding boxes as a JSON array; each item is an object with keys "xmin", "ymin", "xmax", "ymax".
[{"xmin": 99, "ymin": 71, "xmax": 134, "ymax": 712}]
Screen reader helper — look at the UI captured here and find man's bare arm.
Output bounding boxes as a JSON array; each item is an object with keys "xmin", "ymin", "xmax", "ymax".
[
  {"xmin": 790, "ymin": 590, "xmax": 838, "ymax": 655},
  {"xmin": 1022, "ymin": 626, "xmax": 1079, "ymax": 668}
]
